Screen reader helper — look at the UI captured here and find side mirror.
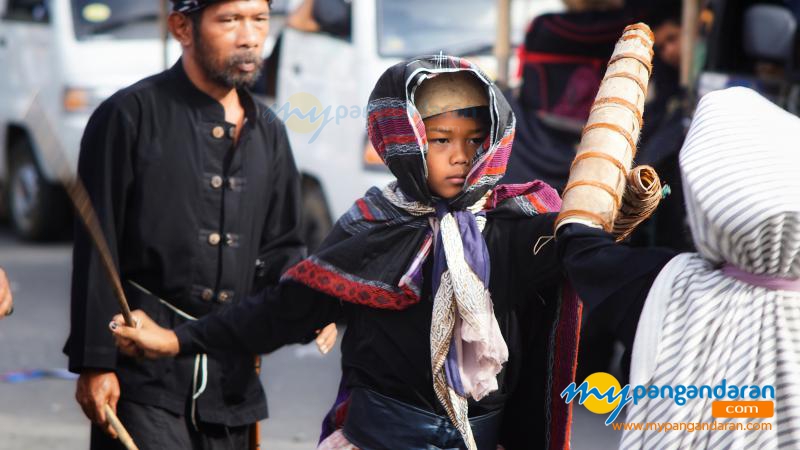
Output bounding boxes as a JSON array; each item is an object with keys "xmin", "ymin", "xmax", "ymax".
[{"xmin": 743, "ymin": 4, "xmax": 797, "ymax": 64}]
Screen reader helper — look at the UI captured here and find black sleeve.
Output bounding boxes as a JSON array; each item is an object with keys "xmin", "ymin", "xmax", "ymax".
[
  {"xmin": 65, "ymin": 99, "xmax": 137, "ymax": 373},
  {"xmin": 557, "ymin": 223, "xmax": 677, "ymax": 348},
  {"xmin": 175, "ymin": 282, "xmax": 341, "ymax": 356},
  {"xmin": 252, "ymin": 121, "xmax": 306, "ymax": 293},
  {"xmin": 520, "ymin": 212, "xmax": 563, "ymax": 286}
]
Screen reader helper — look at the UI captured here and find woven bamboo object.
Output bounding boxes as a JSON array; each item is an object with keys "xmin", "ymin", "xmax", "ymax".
[{"xmin": 555, "ymin": 23, "xmax": 655, "ymax": 233}]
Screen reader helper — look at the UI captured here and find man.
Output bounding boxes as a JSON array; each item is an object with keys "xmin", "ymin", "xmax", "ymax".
[
  {"xmin": 0, "ymin": 268, "xmax": 12, "ymax": 318},
  {"xmin": 65, "ymin": 1, "xmax": 307, "ymax": 448}
]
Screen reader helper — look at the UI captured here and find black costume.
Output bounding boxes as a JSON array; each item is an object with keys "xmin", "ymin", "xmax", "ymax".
[{"xmin": 65, "ymin": 60, "xmax": 305, "ymax": 448}]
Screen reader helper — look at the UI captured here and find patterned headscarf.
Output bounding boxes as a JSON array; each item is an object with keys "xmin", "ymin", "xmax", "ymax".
[
  {"xmin": 284, "ymin": 55, "xmax": 562, "ymax": 449},
  {"xmin": 622, "ymin": 88, "xmax": 800, "ymax": 449}
]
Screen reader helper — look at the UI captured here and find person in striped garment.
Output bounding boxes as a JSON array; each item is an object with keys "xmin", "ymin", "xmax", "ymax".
[{"xmin": 559, "ymin": 86, "xmax": 800, "ymax": 449}]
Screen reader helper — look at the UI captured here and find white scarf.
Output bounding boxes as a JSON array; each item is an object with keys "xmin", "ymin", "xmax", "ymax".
[{"xmin": 383, "ymin": 183, "xmax": 508, "ymax": 450}]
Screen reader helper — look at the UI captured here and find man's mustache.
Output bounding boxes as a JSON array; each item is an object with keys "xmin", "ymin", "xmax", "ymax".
[{"xmin": 228, "ymin": 53, "xmax": 261, "ymax": 66}]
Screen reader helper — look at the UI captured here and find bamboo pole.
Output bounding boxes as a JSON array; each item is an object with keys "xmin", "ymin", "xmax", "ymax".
[
  {"xmin": 494, "ymin": 0, "xmax": 511, "ymax": 87},
  {"xmin": 681, "ymin": 0, "xmax": 700, "ymax": 88}
]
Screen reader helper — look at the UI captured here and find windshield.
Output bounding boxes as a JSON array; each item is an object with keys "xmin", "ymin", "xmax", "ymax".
[
  {"xmin": 377, "ymin": 0, "xmax": 495, "ymax": 57},
  {"xmin": 377, "ymin": 0, "xmax": 561, "ymax": 58},
  {"xmin": 71, "ymin": 0, "xmax": 161, "ymax": 40}
]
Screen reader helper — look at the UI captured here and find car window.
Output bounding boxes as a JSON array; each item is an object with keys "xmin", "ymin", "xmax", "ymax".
[{"xmin": 3, "ymin": 0, "xmax": 49, "ymax": 23}]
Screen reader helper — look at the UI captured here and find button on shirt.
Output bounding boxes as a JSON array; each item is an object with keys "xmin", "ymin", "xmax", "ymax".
[{"xmin": 65, "ymin": 60, "xmax": 306, "ymax": 426}]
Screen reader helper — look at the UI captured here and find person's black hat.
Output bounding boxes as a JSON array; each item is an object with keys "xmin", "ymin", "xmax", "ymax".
[
  {"xmin": 171, "ymin": 0, "xmax": 221, "ymax": 14},
  {"xmin": 171, "ymin": 0, "xmax": 271, "ymax": 14}
]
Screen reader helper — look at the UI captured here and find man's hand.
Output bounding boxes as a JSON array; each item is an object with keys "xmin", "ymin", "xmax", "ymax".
[
  {"xmin": 315, "ymin": 322, "xmax": 337, "ymax": 355},
  {"xmin": 75, "ymin": 370, "xmax": 120, "ymax": 438},
  {"xmin": 110, "ymin": 310, "xmax": 179, "ymax": 359},
  {"xmin": 0, "ymin": 268, "xmax": 13, "ymax": 319}
]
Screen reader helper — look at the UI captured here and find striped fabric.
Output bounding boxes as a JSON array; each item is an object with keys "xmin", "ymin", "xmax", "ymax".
[{"xmin": 622, "ymin": 88, "xmax": 800, "ymax": 449}]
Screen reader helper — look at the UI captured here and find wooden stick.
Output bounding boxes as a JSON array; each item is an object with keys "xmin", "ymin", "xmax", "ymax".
[
  {"xmin": 64, "ymin": 179, "xmax": 134, "ymax": 327},
  {"xmin": 105, "ymin": 404, "xmax": 139, "ymax": 450},
  {"xmin": 22, "ymin": 93, "xmax": 134, "ymax": 327}
]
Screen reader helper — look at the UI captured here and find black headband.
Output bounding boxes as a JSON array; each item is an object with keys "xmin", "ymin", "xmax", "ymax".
[
  {"xmin": 171, "ymin": 0, "xmax": 270, "ymax": 14},
  {"xmin": 171, "ymin": 0, "xmax": 220, "ymax": 14}
]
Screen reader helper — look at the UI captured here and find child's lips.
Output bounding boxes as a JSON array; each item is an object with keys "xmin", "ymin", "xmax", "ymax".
[{"xmin": 447, "ymin": 175, "xmax": 467, "ymax": 184}]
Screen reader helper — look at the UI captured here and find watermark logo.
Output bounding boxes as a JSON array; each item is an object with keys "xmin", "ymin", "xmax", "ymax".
[
  {"xmin": 268, "ymin": 92, "xmax": 369, "ymax": 144},
  {"xmin": 561, "ymin": 372, "xmax": 776, "ymax": 425}
]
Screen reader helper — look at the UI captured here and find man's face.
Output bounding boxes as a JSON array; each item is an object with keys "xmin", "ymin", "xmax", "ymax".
[
  {"xmin": 654, "ymin": 21, "xmax": 682, "ymax": 70},
  {"xmin": 192, "ymin": 1, "xmax": 270, "ymax": 89}
]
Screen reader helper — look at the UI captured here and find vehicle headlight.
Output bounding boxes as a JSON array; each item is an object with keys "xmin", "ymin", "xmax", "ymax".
[
  {"xmin": 63, "ymin": 87, "xmax": 106, "ymax": 113},
  {"xmin": 363, "ymin": 138, "xmax": 388, "ymax": 171}
]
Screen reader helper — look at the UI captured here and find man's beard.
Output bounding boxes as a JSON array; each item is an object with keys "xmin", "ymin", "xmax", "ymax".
[{"xmin": 194, "ymin": 37, "xmax": 263, "ymax": 89}]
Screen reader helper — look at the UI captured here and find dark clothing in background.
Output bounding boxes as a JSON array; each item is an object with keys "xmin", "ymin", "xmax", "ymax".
[
  {"xmin": 313, "ymin": 0, "xmax": 351, "ymax": 39},
  {"xmin": 633, "ymin": 60, "xmax": 692, "ymax": 252},
  {"xmin": 503, "ymin": 10, "xmax": 636, "ymax": 191}
]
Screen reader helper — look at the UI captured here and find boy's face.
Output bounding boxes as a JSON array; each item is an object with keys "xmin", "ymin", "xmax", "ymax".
[
  {"xmin": 424, "ymin": 112, "xmax": 488, "ymax": 199},
  {"xmin": 654, "ymin": 20, "xmax": 682, "ymax": 70}
]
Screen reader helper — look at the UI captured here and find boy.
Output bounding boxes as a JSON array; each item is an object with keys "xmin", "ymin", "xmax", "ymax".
[{"xmin": 111, "ymin": 55, "xmax": 585, "ymax": 450}]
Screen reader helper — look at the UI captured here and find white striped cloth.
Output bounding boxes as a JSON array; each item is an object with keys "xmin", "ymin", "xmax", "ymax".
[{"xmin": 621, "ymin": 87, "xmax": 800, "ymax": 450}]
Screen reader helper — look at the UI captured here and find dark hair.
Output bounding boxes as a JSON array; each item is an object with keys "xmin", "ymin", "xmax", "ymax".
[
  {"xmin": 648, "ymin": 3, "xmax": 682, "ymax": 30},
  {"xmin": 453, "ymin": 106, "xmax": 492, "ymax": 127}
]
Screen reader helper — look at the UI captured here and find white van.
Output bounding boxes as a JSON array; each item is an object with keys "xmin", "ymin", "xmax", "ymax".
[
  {"xmin": 0, "ymin": 0, "xmax": 184, "ymax": 239},
  {"xmin": 271, "ymin": 0, "xmax": 562, "ymax": 249}
]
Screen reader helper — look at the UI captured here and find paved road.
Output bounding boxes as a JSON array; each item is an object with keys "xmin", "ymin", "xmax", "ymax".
[{"xmin": 0, "ymin": 228, "xmax": 619, "ymax": 449}]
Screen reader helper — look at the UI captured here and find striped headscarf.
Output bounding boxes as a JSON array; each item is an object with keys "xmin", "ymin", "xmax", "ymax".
[
  {"xmin": 621, "ymin": 88, "xmax": 800, "ymax": 449},
  {"xmin": 284, "ymin": 55, "xmax": 565, "ymax": 449}
]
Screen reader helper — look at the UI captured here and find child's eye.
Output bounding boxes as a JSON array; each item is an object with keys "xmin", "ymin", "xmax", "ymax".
[
  {"xmin": 468, "ymin": 137, "xmax": 486, "ymax": 145},
  {"xmin": 431, "ymin": 138, "xmax": 449, "ymax": 145}
]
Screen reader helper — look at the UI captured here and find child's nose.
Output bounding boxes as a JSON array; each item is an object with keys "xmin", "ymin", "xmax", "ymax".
[{"xmin": 451, "ymin": 142, "xmax": 469, "ymax": 165}]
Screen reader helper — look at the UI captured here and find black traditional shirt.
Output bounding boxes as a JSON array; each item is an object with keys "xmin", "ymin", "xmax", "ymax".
[{"xmin": 65, "ymin": 60, "xmax": 305, "ymax": 426}]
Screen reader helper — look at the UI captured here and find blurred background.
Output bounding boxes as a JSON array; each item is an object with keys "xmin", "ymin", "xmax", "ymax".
[{"xmin": 1, "ymin": 0, "xmax": 798, "ymax": 447}]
